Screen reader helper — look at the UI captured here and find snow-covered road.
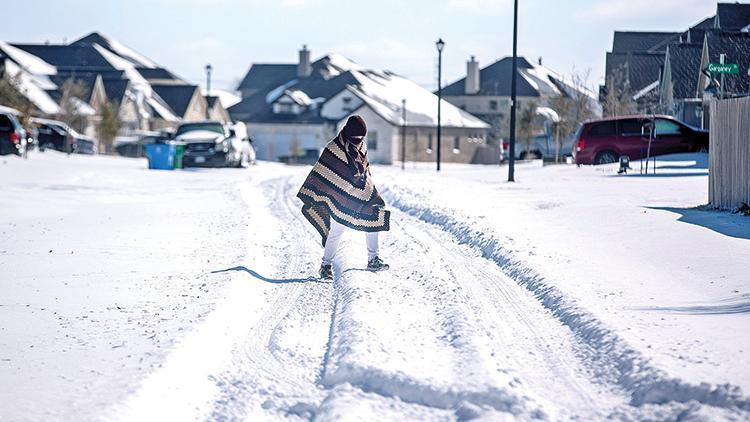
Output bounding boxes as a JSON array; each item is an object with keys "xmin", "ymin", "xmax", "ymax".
[{"xmin": 2, "ymin": 153, "xmax": 748, "ymax": 421}]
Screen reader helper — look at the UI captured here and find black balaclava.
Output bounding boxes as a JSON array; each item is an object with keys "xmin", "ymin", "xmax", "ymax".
[{"xmin": 341, "ymin": 115, "xmax": 368, "ymax": 178}]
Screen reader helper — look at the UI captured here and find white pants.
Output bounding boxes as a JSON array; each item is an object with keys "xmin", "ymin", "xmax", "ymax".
[{"xmin": 322, "ymin": 218, "xmax": 379, "ymax": 265}]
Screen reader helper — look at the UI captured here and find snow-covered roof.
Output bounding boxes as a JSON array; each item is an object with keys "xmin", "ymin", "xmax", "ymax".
[
  {"xmin": 0, "ymin": 41, "xmax": 56, "ymax": 75},
  {"xmin": 2, "ymin": 60, "xmax": 60, "ymax": 114},
  {"xmin": 72, "ymin": 32, "xmax": 158, "ymax": 69},
  {"xmin": 201, "ymin": 88, "xmax": 241, "ymax": 108},
  {"xmin": 348, "ymin": 70, "xmax": 489, "ymax": 129},
  {"xmin": 283, "ymin": 89, "xmax": 313, "ymax": 106},
  {"xmin": 633, "ymin": 80, "xmax": 660, "ymax": 100},
  {"xmin": 535, "ymin": 106, "xmax": 560, "ymax": 122}
]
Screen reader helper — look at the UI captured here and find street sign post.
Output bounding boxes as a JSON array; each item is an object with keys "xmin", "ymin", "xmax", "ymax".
[{"xmin": 707, "ymin": 63, "xmax": 740, "ymax": 74}]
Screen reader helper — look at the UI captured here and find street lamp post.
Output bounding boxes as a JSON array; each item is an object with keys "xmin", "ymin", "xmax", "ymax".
[
  {"xmin": 205, "ymin": 63, "xmax": 213, "ymax": 120},
  {"xmin": 436, "ymin": 38, "xmax": 445, "ymax": 172},
  {"xmin": 508, "ymin": 0, "xmax": 518, "ymax": 182}
]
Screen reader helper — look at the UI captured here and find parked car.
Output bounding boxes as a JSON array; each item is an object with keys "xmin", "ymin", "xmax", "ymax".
[
  {"xmin": 174, "ymin": 121, "xmax": 255, "ymax": 168},
  {"xmin": 572, "ymin": 115, "xmax": 709, "ymax": 165},
  {"xmin": 502, "ymin": 135, "xmax": 574, "ymax": 161},
  {"xmin": 115, "ymin": 131, "xmax": 170, "ymax": 158},
  {"xmin": 31, "ymin": 118, "xmax": 99, "ymax": 154},
  {"xmin": 0, "ymin": 108, "xmax": 27, "ymax": 156}
]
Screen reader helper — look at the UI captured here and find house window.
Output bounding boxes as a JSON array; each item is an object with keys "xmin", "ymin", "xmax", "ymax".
[
  {"xmin": 367, "ymin": 131, "xmax": 378, "ymax": 150},
  {"xmin": 453, "ymin": 136, "xmax": 460, "ymax": 153},
  {"xmin": 342, "ymin": 97, "xmax": 352, "ymax": 113},
  {"xmin": 489, "ymin": 100, "xmax": 498, "ymax": 111},
  {"xmin": 427, "ymin": 133, "xmax": 433, "ymax": 154}
]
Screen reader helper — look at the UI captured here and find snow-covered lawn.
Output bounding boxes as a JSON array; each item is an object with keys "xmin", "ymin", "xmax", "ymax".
[{"xmin": 0, "ymin": 151, "xmax": 748, "ymax": 421}]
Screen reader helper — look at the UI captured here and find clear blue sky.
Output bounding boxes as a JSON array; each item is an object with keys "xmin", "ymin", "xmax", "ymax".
[{"xmin": 3, "ymin": 0, "xmax": 720, "ymax": 92}]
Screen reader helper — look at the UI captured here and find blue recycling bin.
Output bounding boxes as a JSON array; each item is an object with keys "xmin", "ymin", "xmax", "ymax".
[{"xmin": 145, "ymin": 143, "xmax": 175, "ymax": 170}]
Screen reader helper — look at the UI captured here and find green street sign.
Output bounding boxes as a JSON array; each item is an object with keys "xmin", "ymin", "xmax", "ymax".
[{"xmin": 707, "ymin": 63, "xmax": 740, "ymax": 74}]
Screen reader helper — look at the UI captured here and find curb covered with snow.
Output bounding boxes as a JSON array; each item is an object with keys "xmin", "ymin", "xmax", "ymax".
[{"xmin": 380, "ymin": 184, "xmax": 750, "ymax": 412}]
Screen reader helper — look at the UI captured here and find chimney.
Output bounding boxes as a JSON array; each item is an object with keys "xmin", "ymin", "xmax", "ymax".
[
  {"xmin": 298, "ymin": 45, "xmax": 312, "ymax": 78},
  {"xmin": 465, "ymin": 56, "xmax": 480, "ymax": 95},
  {"xmin": 538, "ymin": 57, "xmax": 543, "ymax": 66}
]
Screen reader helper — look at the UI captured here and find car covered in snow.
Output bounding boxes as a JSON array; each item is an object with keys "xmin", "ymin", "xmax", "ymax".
[
  {"xmin": 0, "ymin": 107, "xmax": 28, "ymax": 156},
  {"xmin": 572, "ymin": 115, "xmax": 709, "ymax": 165},
  {"xmin": 174, "ymin": 121, "xmax": 255, "ymax": 168},
  {"xmin": 31, "ymin": 118, "xmax": 98, "ymax": 155}
]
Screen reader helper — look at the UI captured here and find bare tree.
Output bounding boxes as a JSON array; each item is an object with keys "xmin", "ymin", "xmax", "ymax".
[
  {"xmin": 57, "ymin": 79, "xmax": 89, "ymax": 133},
  {"xmin": 518, "ymin": 101, "xmax": 538, "ymax": 159},
  {"xmin": 602, "ymin": 65, "xmax": 636, "ymax": 117},
  {"xmin": 549, "ymin": 69, "xmax": 598, "ymax": 161},
  {"xmin": 97, "ymin": 100, "xmax": 121, "ymax": 154}
]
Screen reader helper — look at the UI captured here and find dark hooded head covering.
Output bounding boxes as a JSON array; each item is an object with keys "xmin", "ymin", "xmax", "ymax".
[
  {"xmin": 340, "ymin": 115, "xmax": 369, "ymax": 179},
  {"xmin": 342, "ymin": 115, "xmax": 367, "ymax": 141}
]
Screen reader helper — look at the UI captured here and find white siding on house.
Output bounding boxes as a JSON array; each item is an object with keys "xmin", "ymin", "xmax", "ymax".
[
  {"xmin": 247, "ymin": 122, "xmax": 335, "ymax": 161},
  {"xmin": 321, "ymin": 90, "xmax": 364, "ymax": 120}
]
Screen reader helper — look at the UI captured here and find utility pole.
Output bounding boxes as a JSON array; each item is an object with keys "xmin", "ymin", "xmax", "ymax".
[
  {"xmin": 508, "ymin": 0, "xmax": 518, "ymax": 182},
  {"xmin": 436, "ymin": 38, "xmax": 445, "ymax": 172},
  {"xmin": 401, "ymin": 99, "xmax": 407, "ymax": 171}
]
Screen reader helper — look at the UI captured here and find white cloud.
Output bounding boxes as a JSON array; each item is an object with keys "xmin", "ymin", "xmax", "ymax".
[{"xmin": 578, "ymin": 0, "xmax": 711, "ymax": 21}]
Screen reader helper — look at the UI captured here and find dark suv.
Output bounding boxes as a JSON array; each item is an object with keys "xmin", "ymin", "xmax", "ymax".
[
  {"xmin": 0, "ymin": 110, "xmax": 27, "ymax": 156},
  {"xmin": 572, "ymin": 115, "xmax": 709, "ymax": 165},
  {"xmin": 31, "ymin": 118, "xmax": 98, "ymax": 154}
]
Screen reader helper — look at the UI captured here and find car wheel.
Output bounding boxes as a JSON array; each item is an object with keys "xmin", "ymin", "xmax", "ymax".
[
  {"xmin": 40, "ymin": 142, "xmax": 55, "ymax": 152},
  {"xmin": 594, "ymin": 150, "xmax": 618, "ymax": 165}
]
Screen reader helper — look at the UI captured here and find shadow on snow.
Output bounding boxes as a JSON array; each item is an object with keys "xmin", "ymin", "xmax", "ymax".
[{"xmin": 211, "ymin": 266, "xmax": 328, "ymax": 284}]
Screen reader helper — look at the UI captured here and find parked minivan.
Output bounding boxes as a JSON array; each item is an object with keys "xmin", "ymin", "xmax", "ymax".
[{"xmin": 572, "ymin": 115, "xmax": 708, "ymax": 165}]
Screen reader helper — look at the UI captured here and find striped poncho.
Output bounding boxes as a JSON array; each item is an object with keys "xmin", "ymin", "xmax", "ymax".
[{"xmin": 297, "ymin": 135, "xmax": 391, "ymax": 245}]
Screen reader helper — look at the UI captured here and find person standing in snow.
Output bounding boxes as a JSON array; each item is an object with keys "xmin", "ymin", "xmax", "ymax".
[{"xmin": 297, "ymin": 115, "xmax": 390, "ymax": 280}]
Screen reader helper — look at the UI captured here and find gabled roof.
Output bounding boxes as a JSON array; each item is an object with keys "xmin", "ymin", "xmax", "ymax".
[
  {"xmin": 136, "ymin": 67, "xmax": 185, "ymax": 83},
  {"xmin": 716, "ymin": 2, "xmax": 750, "ymax": 31},
  {"xmin": 605, "ymin": 52, "xmax": 665, "ymax": 93},
  {"xmin": 151, "ymin": 84, "xmax": 199, "ymax": 117},
  {"xmin": 71, "ymin": 31, "xmax": 158, "ymax": 68},
  {"xmin": 102, "ymin": 79, "xmax": 130, "ymax": 104},
  {"xmin": 230, "ymin": 67, "xmax": 359, "ymax": 124},
  {"xmin": 704, "ymin": 31, "xmax": 750, "ymax": 95},
  {"xmin": 684, "ymin": 16, "xmax": 716, "ymax": 44},
  {"xmin": 236, "ymin": 63, "xmax": 298, "ymax": 92},
  {"xmin": 441, "ymin": 57, "xmax": 540, "ymax": 97},
  {"xmin": 231, "ymin": 54, "xmax": 489, "ymax": 129},
  {"xmin": 612, "ymin": 31, "xmax": 681, "ymax": 53},
  {"xmin": 205, "ymin": 95, "xmax": 220, "ymax": 109},
  {"xmin": 11, "ymin": 44, "xmax": 114, "ymax": 71},
  {"xmin": 665, "ymin": 44, "xmax": 703, "ymax": 99}
]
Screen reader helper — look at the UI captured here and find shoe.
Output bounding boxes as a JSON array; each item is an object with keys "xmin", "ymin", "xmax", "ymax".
[
  {"xmin": 320, "ymin": 264, "xmax": 333, "ymax": 280},
  {"xmin": 367, "ymin": 256, "xmax": 389, "ymax": 272}
]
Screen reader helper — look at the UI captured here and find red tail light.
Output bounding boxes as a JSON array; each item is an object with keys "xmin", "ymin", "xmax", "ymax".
[
  {"xmin": 576, "ymin": 138, "xmax": 585, "ymax": 152},
  {"xmin": 9, "ymin": 132, "xmax": 20, "ymax": 144}
]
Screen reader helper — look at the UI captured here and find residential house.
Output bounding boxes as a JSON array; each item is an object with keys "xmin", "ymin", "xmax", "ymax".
[
  {"xmin": 230, "ymin": 46, "xmax": 489, "ymax": 164},
  {"xmin": 151, "ymin": 84, "xmax": 208, "ymax": 128},
  {"xmin": 603, "ymin": 2, "xmax": 750, "ymax": 127},
  {"xmin": 440, "ymin": 56, "xmax": 599, "ymax": 144}
]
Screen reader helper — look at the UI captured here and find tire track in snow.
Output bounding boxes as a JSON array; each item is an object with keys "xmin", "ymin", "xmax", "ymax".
[
  {"xmin": 392, "ymin": 211, "xmax": 623, "ymax": 419},
  {"xmin": 380, "ymin": 183, "xmax": 750, "ymax": 416},
  {"xmin": 207, "ymin": 176, "xmax": 335, "ymax": 420}
]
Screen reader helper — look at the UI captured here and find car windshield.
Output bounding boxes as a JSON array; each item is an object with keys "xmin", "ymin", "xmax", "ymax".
[{"xmin": 176, "ymin": 123, "xmax": 225, "ymax": 137}]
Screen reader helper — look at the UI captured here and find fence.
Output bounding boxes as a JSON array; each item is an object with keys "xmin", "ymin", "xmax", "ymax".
[{"xmin": 709, "ymin": 96, "xmax": 750, "ymax": 209}]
